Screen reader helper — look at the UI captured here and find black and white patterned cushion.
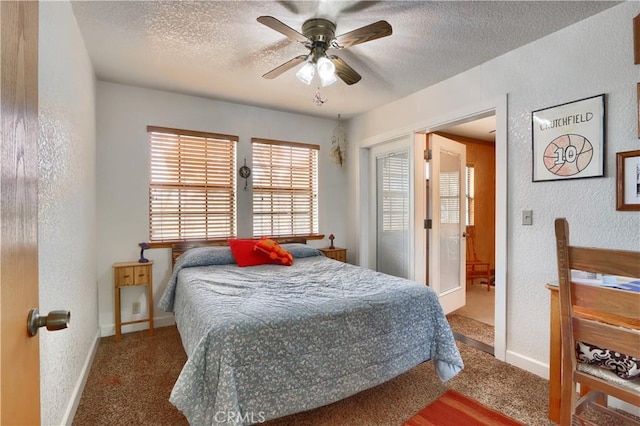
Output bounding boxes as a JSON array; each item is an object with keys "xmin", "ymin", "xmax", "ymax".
[{"xmin": 576, "ymin": 342, "xmax": 640, "ymax": 380}]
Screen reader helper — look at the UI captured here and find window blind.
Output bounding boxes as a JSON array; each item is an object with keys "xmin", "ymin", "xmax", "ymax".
[
  {"xmin": 439, "ymin": 166, "xmax": 475, "ymax": 226},
  {"xmin": 380, "ymin": 154, "xmax": 409, "ymax": 232},
  {"xmin": 251, "ymin": 138, "xmax": 319, "ymax": 237},
  {"xmin": 440, "ymin": 170, "xmax": 461, "ymax": 224},
  {"xmin": 466, "ymin": 165, "xmax": 475, "ymax": 226},
  {"xmin": 148, "ymin": 126, "xmax": 237, "ymax": 242}
]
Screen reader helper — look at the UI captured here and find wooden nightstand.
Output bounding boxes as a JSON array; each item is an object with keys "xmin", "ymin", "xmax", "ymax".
[
  {"xmin": 113, "ymin": 261, "xmax": 154, "ymax": 343},
  {"xmin": 319, "ymin": 247, "xmax": 347, "ymax": 263}
]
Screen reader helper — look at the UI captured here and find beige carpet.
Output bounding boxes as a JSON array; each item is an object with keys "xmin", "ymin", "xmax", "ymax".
[
  {"xmin": 73, "ymin": 324, "xmax": 553, "ymax": 426},
  {"xmin": 72, "ymin": 324, "xmax": 630, "ymax": 426},
  {"xmin": 73, "ymin": 326, "xmax": 187, "ymax": 426},
  {"xmin": 447, "ymin": 313, "xmax": 494, "ymax": 347}
]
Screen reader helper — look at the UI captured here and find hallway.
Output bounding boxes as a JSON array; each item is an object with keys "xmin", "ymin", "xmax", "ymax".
[{"xmin": 452, "ymin": 281, "xmax": 494, "ymax": 326}]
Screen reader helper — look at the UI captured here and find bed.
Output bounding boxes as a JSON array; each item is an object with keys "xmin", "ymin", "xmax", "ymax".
[{"xmin": 159, "ymin": 240, "xmax": 464, "ymax": 425}]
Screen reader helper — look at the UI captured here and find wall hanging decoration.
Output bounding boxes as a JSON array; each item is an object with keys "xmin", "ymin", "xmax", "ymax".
[
  {"xmin": 531, "ymin": 94, "xmax": 605, "ymax": 182},
  {"xmin": 616, "ymin": 150, "xmax": 640, "ymax": 211},
  {"xmin": 329, "ymin": 114, "xmax": 347, "ymax": 166},
  {"xmin": 239, "ymin": 158, "xmax": 251, "ymax": 190}
]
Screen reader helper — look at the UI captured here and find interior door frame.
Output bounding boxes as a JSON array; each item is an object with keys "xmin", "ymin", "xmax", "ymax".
[{"xmin": 358, "ymin": 95, "xmax": 507, "ymax": 362}]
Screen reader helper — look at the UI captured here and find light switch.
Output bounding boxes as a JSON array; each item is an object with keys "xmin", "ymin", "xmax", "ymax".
[{"xmin": 522, "ymin": 210, "xmax": 533, "ymax": 226}]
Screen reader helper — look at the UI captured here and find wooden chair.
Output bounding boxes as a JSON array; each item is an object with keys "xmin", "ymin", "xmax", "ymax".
[
  {"xmin": 554, "ymin": 218, "xmax": 640, "ymax": 426},
  {"xmin": 465, "ymin": 226, "xmax": 492, "ymax": 291}
]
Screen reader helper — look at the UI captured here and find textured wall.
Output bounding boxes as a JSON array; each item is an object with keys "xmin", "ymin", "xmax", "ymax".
[
  {"xmin": 38, "ymin": 2, "xmax": 97, "ymax": 424},
  {"xmin": 349, "ymin": 1, "xmax": 640, "ymax": 375},
  {"xmin": 95, "ymin": 83, "xmax": 346, "ymax": 336}
]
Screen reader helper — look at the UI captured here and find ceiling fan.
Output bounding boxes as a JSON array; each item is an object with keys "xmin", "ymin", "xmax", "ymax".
[{"xmin": 257, "ymin": 16, "xmax": 392, "ymax": 86}]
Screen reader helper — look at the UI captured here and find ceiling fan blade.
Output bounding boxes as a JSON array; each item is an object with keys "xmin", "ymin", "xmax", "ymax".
[
  {"xmin": 329, "ymin": 56, "xmax": 361, "ymax": 85},
  {"xmin": 257, "ymin": 16, "xmax": 308, "ymax": 43},
  {"xmin": 262, "ymin": 55, "xmax": 307, "ymax": 79},
  {"xmin": 334, "ymin": 20, "xmax": 392, "ymax": 49}
]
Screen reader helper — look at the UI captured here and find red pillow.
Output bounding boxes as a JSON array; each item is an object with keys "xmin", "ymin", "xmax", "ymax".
[
  {"xmin": 228, "ymin": 239, "xmax": 271, "ymax": 267},
  {"xmin": 254, "ymin": 239, "xmax": 294, "ymax": 266}
]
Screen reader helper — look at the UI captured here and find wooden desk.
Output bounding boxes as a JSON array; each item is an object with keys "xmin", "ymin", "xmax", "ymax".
[{"xmin": 546, "ymin": 283, "xmax": 561, "ymax": 424}]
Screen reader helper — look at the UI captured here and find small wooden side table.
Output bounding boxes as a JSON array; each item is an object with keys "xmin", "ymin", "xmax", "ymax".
[
  {"xmin": 319, "ymin": 247, "xmax": 347, "ymax": 263},
  {"xmin": 113, "ymin": 261, "xmax": 154, "ymax": 343}
]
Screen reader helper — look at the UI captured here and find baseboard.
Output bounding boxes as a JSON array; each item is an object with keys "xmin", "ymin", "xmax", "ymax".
[
  {"xmin": 99, "ymin": 314, "xmax": 176, "ymax": 337},
  {"xmin": 61, "ymin": 328, "xmax": 100, "ymax": 425},
  {"xmin": 610, "ymin": 399, "xmax": 640, "ymax": 417},
  {"xmin": 505, "ymin": 349, "xmax": 550, "ymax": 380}
]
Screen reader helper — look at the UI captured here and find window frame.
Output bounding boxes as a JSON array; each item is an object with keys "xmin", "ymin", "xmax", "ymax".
[
  {"xmin": 147, "ymin": 126, "xmax": 238, "ymax": 244},
  {"xmin": 466, "ymin": 164, "xmax": 475, "ymax": 226},
  {"xmin": 251, "ymin": 137, "xmax": 320, "ymax": 239},
  {"xmin": 437, "ymin": 164, "xmax": 474, "ymax": 226}
]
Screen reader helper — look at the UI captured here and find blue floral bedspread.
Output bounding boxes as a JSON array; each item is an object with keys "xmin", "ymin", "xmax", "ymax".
[{"xmin": 159, "ymin": 245, "xmax": 463, "ymax": 425}]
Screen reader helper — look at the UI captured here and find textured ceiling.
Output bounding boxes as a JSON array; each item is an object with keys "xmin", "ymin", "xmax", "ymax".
[{"xmin": 70, "ymin": 1, "xmax": 619, "ymax": 120}]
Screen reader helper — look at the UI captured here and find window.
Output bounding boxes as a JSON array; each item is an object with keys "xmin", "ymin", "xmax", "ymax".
[
  {"xmin": 252, "ymin": 138, "xmax": 319, "ymax": 237},
  {"xmin": 466, "ymin": 165, "xmax": 475, "ymax": 226},
  {"xmin": 148, "ymin": 126, "xmax": 237, "ymax": 242},
  {"xmin": 440, "ymin": 170, "xmax": 460, "ymax": 224},
  {"xmin": 437, "ymin": 164, "xmax": 474, "ymax": 225},
  {"xmin": 379, "ymin": 153, "xmax": 409, "ymax": 232}
]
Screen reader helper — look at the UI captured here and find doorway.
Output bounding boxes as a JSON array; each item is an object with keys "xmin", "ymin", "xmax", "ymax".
[
  {"xmin": 429, "ymin": 115, "xmax": 497, "ymax": 354},
  {"xmin": 358, "ymin": 95, "xmax": 507, "ymax": 361}
]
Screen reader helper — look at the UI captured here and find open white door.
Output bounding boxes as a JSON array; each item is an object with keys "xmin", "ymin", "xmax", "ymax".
[{"xmin": 427, "ymin": 134, "xmax": 466, "ymax": 314}]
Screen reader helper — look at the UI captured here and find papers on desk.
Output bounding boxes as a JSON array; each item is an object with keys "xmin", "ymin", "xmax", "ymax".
[
  {"xmin": 570, "ymin": 270, "xmax": 640, "ymax": 293},
  {"xmin": 606, "ymin": 280, "xmax": 640, "ymax": 293}
]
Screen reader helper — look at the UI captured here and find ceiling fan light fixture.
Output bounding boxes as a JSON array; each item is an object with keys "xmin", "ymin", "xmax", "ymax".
[
  {"xmin": 319, "ymin": 70, "xmax": 337, "ymax": 87},
  {"xmin": 316, "ymin": 56, "xmax": 335, "ymax": 79},
  {"xmin": 259, "ymin": 16, "xmax": 392, "ymax": 86},
  {"xmin": 296, "ymin": 62, "xmax": 315, "ymax": 85}
]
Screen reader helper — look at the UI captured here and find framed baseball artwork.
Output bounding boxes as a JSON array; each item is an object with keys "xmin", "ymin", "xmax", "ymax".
[{"xmin": 531, "ymin": 94, "xmax": 605, "ymax": 182}]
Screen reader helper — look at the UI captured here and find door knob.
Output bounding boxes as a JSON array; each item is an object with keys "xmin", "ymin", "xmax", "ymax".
[{"xmin": 27, "ymin": 308, "xmax": 70, "ymax": 337}]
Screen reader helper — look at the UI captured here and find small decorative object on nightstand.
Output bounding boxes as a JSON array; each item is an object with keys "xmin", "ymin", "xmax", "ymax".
[
  {"xmin": 138, "ymin": 241, "xmax": 150, "ymax": 263},
  {"xmin": 319, "ymin": 247, "xmax": 347, "ymax": 263},
  {"xmin": 328, "ymin": 233, "xmax": 335, "ymax": 249},
  {"xmin": 113, "ymin": 260, "xmax": 154, "ymax": 343}
]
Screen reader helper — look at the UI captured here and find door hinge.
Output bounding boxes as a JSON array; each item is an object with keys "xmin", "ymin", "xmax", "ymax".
[
  {"xmin": 424, "ymin": 149, "xmax": 432, "ymax": 161},
  {"xmin": 424, "ymin": 219, "xmax": 432, "ymax": 229}
]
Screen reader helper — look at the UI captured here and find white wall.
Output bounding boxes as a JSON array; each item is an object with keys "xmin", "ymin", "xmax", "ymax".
[
  {"xmin": 348, "ymin": 1, "xmax": 640, "ymax": 376},
  {"xmin": 96, "ymin": 82, "xmax": 347, "ymax": 335},
  {"xmin": 38, "ymin": 1, "xmax": 98, "ymax": 424}
]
